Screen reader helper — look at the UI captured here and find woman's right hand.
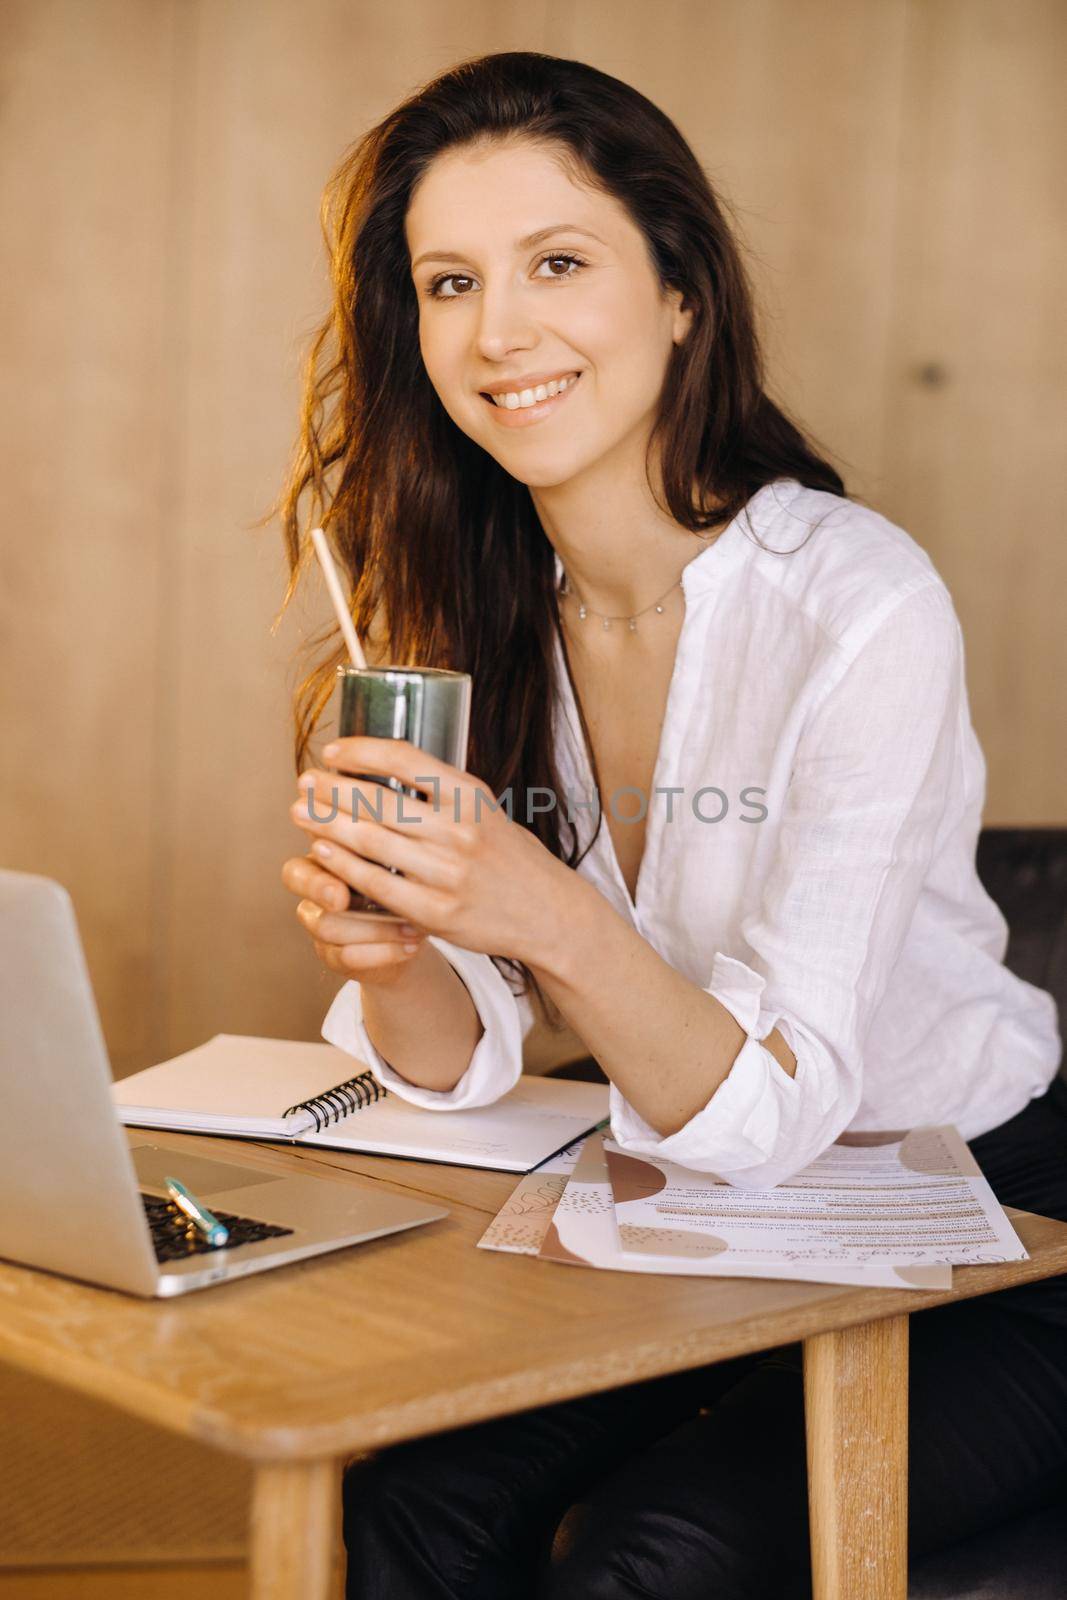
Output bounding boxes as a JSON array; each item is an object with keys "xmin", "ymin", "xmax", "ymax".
[{"xmin": 281, "ymin": 851, "xmax": 428, "ymax": 987}]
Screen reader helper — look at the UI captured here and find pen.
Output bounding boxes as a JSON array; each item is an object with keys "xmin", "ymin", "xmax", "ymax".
[
  {"xmin": 164, "ymin": 1176, "xmax": 229, "ymax": 1247},
  {"xmin": 525, "ymin": 1117, "xmax": 610, "ymax": 1176}
]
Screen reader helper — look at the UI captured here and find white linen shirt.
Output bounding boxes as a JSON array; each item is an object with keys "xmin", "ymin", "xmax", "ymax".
[{"xmin": 322, "ymin": 478, "xmax": 1061, "ymax": 1187}]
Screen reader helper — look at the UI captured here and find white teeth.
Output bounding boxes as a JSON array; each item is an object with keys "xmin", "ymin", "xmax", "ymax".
[{"xmin": 490, "ymin": 373, "xmax": 578, "ymax": 409}]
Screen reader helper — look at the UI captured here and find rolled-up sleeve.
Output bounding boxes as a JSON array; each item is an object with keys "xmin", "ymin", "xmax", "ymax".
[
  {"xmin": 321, "ymin": 936, "xmax": 534, "ymax": 1111},
  {"xmin": 611, "ymin": 580, "xmax": 965, "ymax": 1187}
]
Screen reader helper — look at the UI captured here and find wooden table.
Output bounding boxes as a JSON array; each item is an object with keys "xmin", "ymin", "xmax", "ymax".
[{"xmin": 1, "ymin": 1131, "xmax": 1065, "ymax": 1600}]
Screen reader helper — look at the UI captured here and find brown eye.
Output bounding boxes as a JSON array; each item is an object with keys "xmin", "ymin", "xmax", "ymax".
[
  {"xmin": 534, "ymin": 253, "xmax": 587, "ymax": 283},
  {"xmin": 427, "ymin": 253, "xmax": 587, "ymax": 300},
  {"xmin": 429, "ymin": 274, "xmax": 475, "ymax": 300}
]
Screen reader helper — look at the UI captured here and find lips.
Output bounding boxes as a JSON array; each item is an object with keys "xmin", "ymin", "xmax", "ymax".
[
  {"xmin": 478, "ymin": 371, "xmax": 584, "ymax": 428},
  {"xmin": 479, "ymin": 369, "xmax": 585, "ymax": 428},
  {"xmin": 479, "ymin": 370, "xmax": 580, "ymax": 400}
]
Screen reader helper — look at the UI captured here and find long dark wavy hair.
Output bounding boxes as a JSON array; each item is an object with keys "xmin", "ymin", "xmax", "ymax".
[{"xmin": 274, "ymin": 49, "xmax": 847, "ymax": 1025}]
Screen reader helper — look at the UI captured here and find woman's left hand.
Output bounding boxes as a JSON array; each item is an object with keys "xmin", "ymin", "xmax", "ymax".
[{"xmin": 290, "ymin": 736, "xmax": 573, "ymax": 964}]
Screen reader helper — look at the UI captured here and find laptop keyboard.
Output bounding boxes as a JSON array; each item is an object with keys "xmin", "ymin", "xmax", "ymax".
[{"xmin": 141, "ymin": 1193, "xmax": 294, "ymax": 1265}]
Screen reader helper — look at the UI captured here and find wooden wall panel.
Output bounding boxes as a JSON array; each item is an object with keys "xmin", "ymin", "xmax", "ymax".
[
  {"xmin": 0, "ymin": 0, "xmax": 180, "ymax": 1076},
  {"xmin": 881, "ymin": 0, "xmax": 1067, "ymax": 822},
  {"xmin": 545, "ymin": 0, "xmax": 910, "ymax": 503},
  {"xmin": 159, "ymin": 0, "xmax": 555, "ymax": 1061}
]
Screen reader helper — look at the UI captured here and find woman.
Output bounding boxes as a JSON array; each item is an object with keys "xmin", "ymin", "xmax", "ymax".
[{"xmin": 278, "ymin": 50, "xmax": 1067, "ymax": 1600}]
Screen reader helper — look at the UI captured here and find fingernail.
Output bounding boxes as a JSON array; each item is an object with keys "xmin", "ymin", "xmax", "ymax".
[
  {"xmin": 323, "ymin": 742, "xmax": 339, "ymax": 759},
  {"xmin": 399, "ymin": 923, "xmax": 419, "ymax": 937},
  {"xmin": 312, "ymin": 841, "xmax": 332, "ymax": 859},
  {"xmin": 402, "ymin": 943, "xmax": 420, "ymax": 954}
]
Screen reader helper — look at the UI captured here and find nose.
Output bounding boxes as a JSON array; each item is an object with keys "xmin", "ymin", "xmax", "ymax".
[{"xmin": 474, "ymin": 277, "xmax": 538, "ymax": 363}]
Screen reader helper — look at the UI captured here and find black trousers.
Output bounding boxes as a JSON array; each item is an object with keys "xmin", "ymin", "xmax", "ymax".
[{"xmin": 342, "ymin": 1079, "xmax": 1067, "ymax": 1599}]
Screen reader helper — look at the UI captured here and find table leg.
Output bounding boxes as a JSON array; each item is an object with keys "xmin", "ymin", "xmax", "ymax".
[
  {"xmin": 250, "ymin": 1457, "xmax": 343, "ymax": 1600},
  {"xmin": 804, "ymin": 1314, "xmax": 908, "ymax": 1600}
]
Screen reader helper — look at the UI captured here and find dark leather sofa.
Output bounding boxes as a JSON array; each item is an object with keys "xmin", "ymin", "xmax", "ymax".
[{"xmin": 909, "ymin": 828, "xmax": 1067, "ymax": 1598}]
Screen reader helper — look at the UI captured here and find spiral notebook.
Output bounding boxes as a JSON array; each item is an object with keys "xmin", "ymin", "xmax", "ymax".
[{"xmin": 112, "ymin": 1034, "xmax": 610, "ymax": 1173}]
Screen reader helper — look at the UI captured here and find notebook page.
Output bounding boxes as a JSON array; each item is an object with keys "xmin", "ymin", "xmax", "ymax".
[
  {"xmin": 112, "ymin": 1033, "xmax": 365, "ymax": 1135},
  {"xmin": 300, "ymin": 1077, "xmax": 610, "ymax": 1172}
]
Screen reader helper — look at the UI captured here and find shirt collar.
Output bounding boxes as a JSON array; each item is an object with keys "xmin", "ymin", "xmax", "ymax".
[{"xmin": 549, "ymin": 478, "xmax": 799, "ymax": 602}]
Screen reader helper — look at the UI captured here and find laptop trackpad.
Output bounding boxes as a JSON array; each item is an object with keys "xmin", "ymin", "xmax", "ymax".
[{"xmin": 131, "ymin": 1144, "xmax": 280, "ymax": 1197}]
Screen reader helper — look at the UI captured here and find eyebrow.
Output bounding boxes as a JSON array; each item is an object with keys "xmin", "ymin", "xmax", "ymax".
[{"xmin": 411, "ymin": 224, "xmax": 607, "ymax": 272}]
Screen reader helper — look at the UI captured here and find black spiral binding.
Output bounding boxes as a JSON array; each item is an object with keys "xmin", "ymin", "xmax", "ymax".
[{"xmin": 282, "ymin": 1071, "xmax": 388, "ymax": 1132}]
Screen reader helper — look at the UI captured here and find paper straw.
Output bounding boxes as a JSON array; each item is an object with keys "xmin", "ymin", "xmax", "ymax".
[{"xmin": 310, "ymin": 526, "xmax": 367, "ymax": 670}]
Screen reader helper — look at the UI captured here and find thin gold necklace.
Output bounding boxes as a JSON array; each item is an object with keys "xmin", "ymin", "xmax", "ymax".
[{"xmin": 557, "ymin": 569, "xmax": 683, "ymax": 633}]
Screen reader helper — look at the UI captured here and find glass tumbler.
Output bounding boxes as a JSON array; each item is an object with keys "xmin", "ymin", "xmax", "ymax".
[{"xmin": 332, "ymin": 665, "xmax": 472, "ymax": 919}]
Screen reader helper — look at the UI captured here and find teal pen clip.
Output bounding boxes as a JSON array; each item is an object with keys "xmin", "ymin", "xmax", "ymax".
[{"xmin": 164, "ymin": 1176, "xmax": 229, "ymax": 1247}]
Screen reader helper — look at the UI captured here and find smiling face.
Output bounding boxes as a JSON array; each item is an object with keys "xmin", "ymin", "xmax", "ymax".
[{"xmin": 405, "ymin": 138, "xmax": 693, "ymax": 490}]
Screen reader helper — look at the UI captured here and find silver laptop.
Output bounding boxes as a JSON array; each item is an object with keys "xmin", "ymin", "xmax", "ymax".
[{"xmin": 0, "ymin": 870, "xmax": 447, "ymax": 1297}]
